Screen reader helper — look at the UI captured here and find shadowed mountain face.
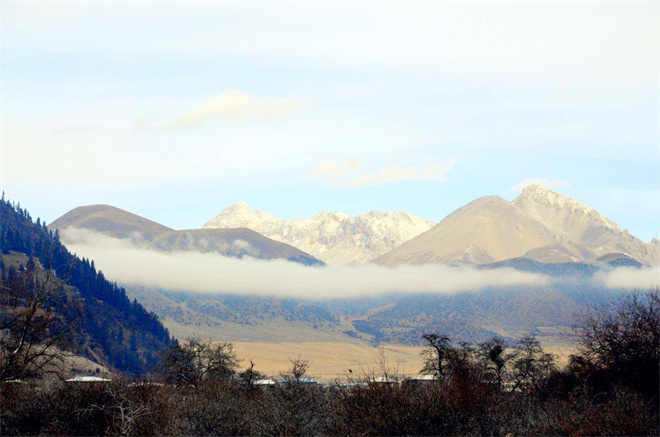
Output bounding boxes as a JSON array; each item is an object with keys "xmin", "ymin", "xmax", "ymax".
[
  {"xmin": 124, "ymin": 265, "xmax": 623, "ymax": 347},
  {"xmin": 521, "ymin": 242, "xmax": 597, "ymax": 264},
  {"xmin": 150, "ymin": 228, "xmax": 322, "ymax": 266},
  {"xmin": 51, "ymin": 205, "xmax": 323, "ymax": 266},
  {"xmin": 377, "ymin": 186, "xmax": 657, "ymax": 267}
]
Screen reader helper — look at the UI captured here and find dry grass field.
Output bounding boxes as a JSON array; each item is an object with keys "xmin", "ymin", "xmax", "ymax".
[
  {"xmin": 162, "ymin": 317, "xmax": 577, "ymax": 382},
  {"xmin": 231, "ymin": 341, "xmax": 426, "ymax": 382},
  {"xmin": 228, "ymin": 340, "xmax": 575, "ymax": 382}
]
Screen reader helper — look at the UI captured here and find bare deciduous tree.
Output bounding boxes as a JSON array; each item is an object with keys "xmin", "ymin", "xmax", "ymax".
[
  {"xmin": 0, "ymin": 263, "xmax": 79, "ymax": 381},
  {"xmin": 508, "ymin": 334, "xmax": 554, "ymax": 392},
  {"xmin": 239, "ymin": 359, "xmax": 265, "ymax": 389},
  {"xmin": 477, "ymin": 336, "xmax": 507, "ymax": 388},
  {"xmin": 159, "ymin": 336, "xmax": 239, "ymax": 387},
  {"xmin": 577, "ymin": 288, "xmax": 660, "ymax": 400},
  {"xmin": 420, "ymin": 333, "xmax": 471, "ymax": 380},
  {"xmin": 280, "ymin": 356, "xmax": 310, "ymax": 382}
]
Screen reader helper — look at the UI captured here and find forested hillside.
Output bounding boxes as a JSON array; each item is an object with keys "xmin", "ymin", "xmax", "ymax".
[{"xmin": 0, "ymin": 195, "xmax": 174, "ymax": 375}]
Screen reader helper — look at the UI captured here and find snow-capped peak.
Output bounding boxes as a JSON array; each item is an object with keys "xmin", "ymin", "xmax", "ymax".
[
  {"xmin": 514, "ymin": 184, "xmax": 620, "ymax": 231},
  {"xmin": 225, "ymin": 201, "xmax": 253, "ymax": 213},
  {"xmin": 203, "ymin": 206, "xmax": 436, "ymax": 264},
  {"xmin": 312, "ymin": 211, "xmax": 349, "ymax": 221}
]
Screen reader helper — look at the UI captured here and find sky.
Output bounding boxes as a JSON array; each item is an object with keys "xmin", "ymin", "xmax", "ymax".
[{"xmin": 2, "ymin": 2, "xmax": 658, "ymax": 241}]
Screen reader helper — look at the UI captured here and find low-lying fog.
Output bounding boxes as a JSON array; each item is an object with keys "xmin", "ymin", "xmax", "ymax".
[{"xmin": 61, "ymin": 228, "xmax": 658, "ymax": 299}]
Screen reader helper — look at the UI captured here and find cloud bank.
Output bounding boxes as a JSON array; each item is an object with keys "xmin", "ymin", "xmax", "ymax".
[
  {"xmin": 595, "ymin": 266, "xmax": 660, "ymax": 290},
  {"xmin": 165, "ymin": 90, "xmax": 306, "ymax": 130},
  {"xmin": 310, "ymin": 158, "xmax": 456, "ymax": 188},
  {"xmin": 62, "ymin": 230, "xmax": 546, "ymax": 299}
]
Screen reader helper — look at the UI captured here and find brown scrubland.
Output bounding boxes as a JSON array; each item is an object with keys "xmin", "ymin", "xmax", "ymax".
[{"xmin": 1, "ymin": 289, "xmax": 658, "ymax": 436}]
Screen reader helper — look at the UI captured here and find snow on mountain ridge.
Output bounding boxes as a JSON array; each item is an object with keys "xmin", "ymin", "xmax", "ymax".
[
  {"xmin": 206, "ymin": 187, "xmax": 657, "ymax": 267},
  {"xmin": 203, "ymin": 203, "xmax": 436, "ymax": 264},
  {"xmin": 512, "ymin": 184, "xmax": 657, "ymax": 264},
  {"xmin": 515, "ymin": 184, "xmax": 620, "ymax": 231}
]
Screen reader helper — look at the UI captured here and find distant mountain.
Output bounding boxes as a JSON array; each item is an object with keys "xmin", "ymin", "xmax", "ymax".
[
  {"xmin": 521, "ymin": 241, "xmax": 597, "ymax": 264},
  {"xmin": 0, "ymin": 198, "xmax": 174, "ymax": 375},
  {"xmin": 51, "ymin": 205, "xmax": 323, "ymax": 266},
  {"xmin": 203, "ymin": 202, "xmax": 435, "ymax": 264},
  {"xmin": 150, "ymin": 228, "xmax": 321, "ymax": 266},
  {"xmin": 377, "ymin": 196, "xmax": 557, "ymax": 266},
  {"xmin": 377, "ymin": 186, "xmax": 657, "ymax": 266},
  {"xmin": 49, "ymin": 204, "xmax": 172, "ymax": 241},
  {"xmin": 124, "ymin": 264, "xmax": 622, "ymax": 347},
  {"xmin": 512, "ymin": 185, "xmax": 658, "ymax": 265},
  {"xmin": 339, "ymin": 279, "xmax": 622, "ymax": 345},
  {"xmin": 595, "ymin": 253, "xmax": 644, "ymax": 268}
]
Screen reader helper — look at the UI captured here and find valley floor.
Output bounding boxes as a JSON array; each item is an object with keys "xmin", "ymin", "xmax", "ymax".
[
  {"xmin": 161, "ymin": 317, "xmax": 576, "ymax": 382},
  {"xmin": 231, "ymin": 341, "xmax": 426, "ymax": 382}
]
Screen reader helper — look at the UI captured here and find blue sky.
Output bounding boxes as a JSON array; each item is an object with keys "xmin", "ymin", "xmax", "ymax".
[{"xmin": 2, "ymin": 2, "xmax": 658, "ymax": 240}]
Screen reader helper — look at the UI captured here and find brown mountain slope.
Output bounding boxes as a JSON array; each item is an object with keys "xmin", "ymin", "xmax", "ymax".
[
  {"xmin": 50, "ymin": 204, "xmax": 173, "ymax": 241},
  {"xmin": 376, "ymin": 196, "xmax": 557, "ymax": 266},
  {"xmin": 148, "ymin": 228, "xmax": 322, "ymax": 265},
  {"xmin": 51, "ymin": 205, "xmax": 323, "ymax": 266},
  {"xmin": 521, "ymin": 241, "xmax": 597, "ymax": 264},
  {"xmin": 512, "ymin": 185, "xmax": 658, "ymax": 264}
]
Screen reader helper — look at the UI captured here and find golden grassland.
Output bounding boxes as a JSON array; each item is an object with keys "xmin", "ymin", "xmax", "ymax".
[
  {"xmin": 231, "ymin": 341, "xmax": 426, "ymax": 382},
  {"xmin": 162, "ymin": 317, "xmax": 576, "ymax": 382},
  {"xmin": 230, "ymin": 340, "xmax": 575, "ymax": 383}
]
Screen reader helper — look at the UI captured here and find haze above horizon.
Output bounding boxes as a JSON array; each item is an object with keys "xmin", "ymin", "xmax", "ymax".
[{"xmin": 2, "ymin": 2, "xmax": 658, "ymax": 240}]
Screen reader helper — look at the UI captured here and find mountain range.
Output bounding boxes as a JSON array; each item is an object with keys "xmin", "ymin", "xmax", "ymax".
[
  {"xmin": 50, "ymin": 205, "xmax": 322, "ymax": 266},
  {"xmin": 50, "ymin": 185, "xmax": 657, "ymax": 267},
  {"xmin": 378, "ymin": 185, "xmax": 657, "ymax": 266},
  {"xmin": 203, "ymin": 202, "xmax": 435, "ymax": 264},
  {"xmin": 3, "ymin": 186, "xmax": 653, "ymax": 378},
  {"xmin": 39, "ymin": 186, "xmax": 658, "ymax": 350}
]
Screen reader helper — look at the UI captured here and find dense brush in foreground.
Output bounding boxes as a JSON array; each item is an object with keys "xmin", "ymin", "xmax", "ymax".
[
  {"xmin": 1, "ymin": 290, "xmax": 658, "ymax": 436},
  {"xmin": 1, "ymin": 366, "xmax": 656, "ymax": 436}
]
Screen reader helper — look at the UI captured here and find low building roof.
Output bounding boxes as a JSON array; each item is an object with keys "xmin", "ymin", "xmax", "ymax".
[
  {"xmin": 411, "ymin": 374, "xmax": 438, "ymax": 381},
  {"xmin": 370, "ymin": 376, "xmax": 398, "ymax": 383},
  {"xmin": 65, "ymin": 376, "xmax": 111, "ymax": 382}
]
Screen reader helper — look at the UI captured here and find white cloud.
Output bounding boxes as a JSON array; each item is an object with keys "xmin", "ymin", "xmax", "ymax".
[
  {"xmin": 310, "ymin": 158, "xmax": 456, "ymax": 188},
  {"xmin": 349, "ymin": 161, "xmax": 456, "ymax": 187},
  {"xmin": 594, "ymin": 266, "xmax": 660, "ymax": 289},
  {"xmin": 165, "ymin": 90, "xmax": 307, "ymax": 130},
  {"xmin": 511, "ymin": 178, "xmax": 571, "ymax": 192},
  {"xmin": 62, "ymin": 229, "xmax": 547, "ymax": 299},
  {"xmin": 308, "ymin": 159, "xmax": 363, "ymax": 184}
]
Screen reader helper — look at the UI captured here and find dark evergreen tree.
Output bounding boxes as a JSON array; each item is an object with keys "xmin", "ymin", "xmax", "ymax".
[
  {"xmin": 0, "ymin": 196, "xmax": 174, "ymax": 375},
  {"xmin": 26, "ymin": 256, "xmax": 36, "ymax": 272}
]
